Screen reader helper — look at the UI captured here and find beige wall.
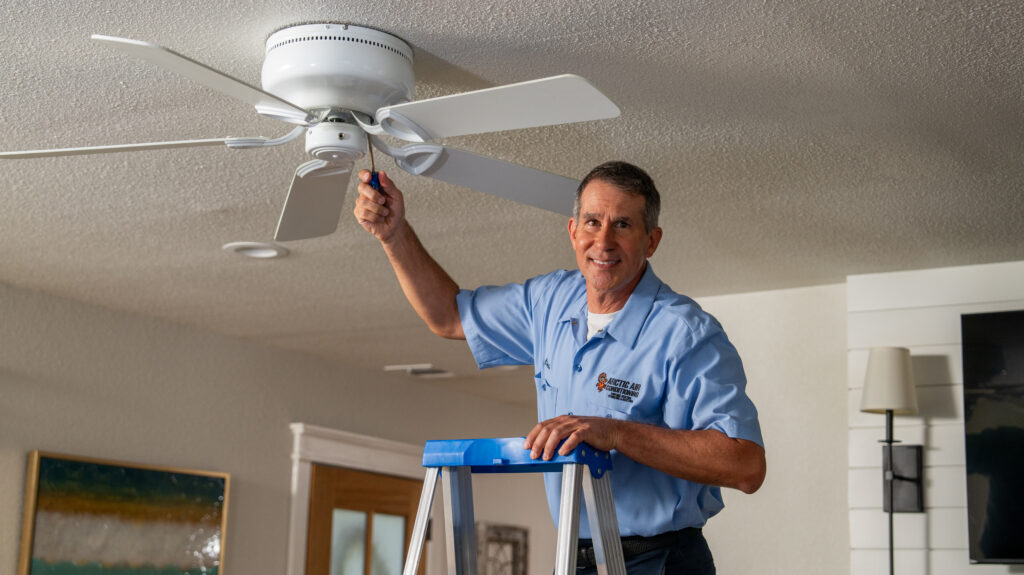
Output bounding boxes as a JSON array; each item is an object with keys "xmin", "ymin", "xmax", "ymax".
[
  {"xmin": 0, "ymin": 281, "xmax": 553, "ymax": 575},
  {"xmin": 1, "ymin": 280, "xmax": 852, "ymax": 575},
  {"xmin": 699, "ymin": 283, "xmax": 850, "ymax": 575}
]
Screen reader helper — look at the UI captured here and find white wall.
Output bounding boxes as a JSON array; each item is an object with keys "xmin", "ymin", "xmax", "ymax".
[
  {"xmin": 846, "ymin": 260, "xmax": 1024, "ymax": 575},
  {"xmin": 0, "ymin": 281, "xmax": 555, "ymax": 575},
  {"xmin": 699, "ymin": 283, "xmax": 850, "ymax": 575},
  {"xmin": 2, "ymin": 278, "xmax": 861, "ymax": 575}
]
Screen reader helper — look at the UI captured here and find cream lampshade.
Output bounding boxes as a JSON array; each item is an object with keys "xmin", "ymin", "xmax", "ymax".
[{"xmin": 860, "ymin": 347, "xmax": 918, "ymax": 414}]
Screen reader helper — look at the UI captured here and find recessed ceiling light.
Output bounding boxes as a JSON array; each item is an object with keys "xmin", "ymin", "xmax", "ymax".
[
  {"xmin": 222, "ymin": 241, "xmax": 289, "ymax": 259},
  {"xmin": 384, "ymin": 363, "xmax": 455, "ymax": 379}
]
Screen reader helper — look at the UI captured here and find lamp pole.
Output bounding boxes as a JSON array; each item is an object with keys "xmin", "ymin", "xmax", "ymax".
[{"xmin": 885, "ymin": 408, "xmax": 895, "ymax": 575}]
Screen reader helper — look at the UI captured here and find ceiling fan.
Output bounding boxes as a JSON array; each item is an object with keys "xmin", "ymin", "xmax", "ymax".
[{"xmin": 0, "ymin": 23, "xmax": 620, "ymax": 241}]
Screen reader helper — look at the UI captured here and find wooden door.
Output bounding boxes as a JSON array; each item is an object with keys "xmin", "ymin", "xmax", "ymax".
[{"xmin": 306, "ymin": 464, "xmax": 425, "ymax": 575}]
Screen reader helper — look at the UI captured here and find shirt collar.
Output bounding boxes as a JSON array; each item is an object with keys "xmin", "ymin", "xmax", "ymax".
[
  {"xmin": 559, "ymin": 263, "xmax": 663, "ymax": 349},
  {"xmin": 606, "ymin": 263, "xmax": 661, "ymax": 349},
  {"xmin": 560, "ymin": 277, "xmax": 588, "ymax": 324}
]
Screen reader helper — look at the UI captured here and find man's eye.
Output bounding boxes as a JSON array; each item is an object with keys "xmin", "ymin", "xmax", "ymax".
[{"xmin": 615, "ymin": 221, "xmax": 630, "ymax": 228}]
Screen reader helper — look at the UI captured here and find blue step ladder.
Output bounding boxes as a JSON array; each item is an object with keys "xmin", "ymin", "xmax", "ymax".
[{"xmin": 401, "ymin": 437, "xmax": 626, "ymax": 575}]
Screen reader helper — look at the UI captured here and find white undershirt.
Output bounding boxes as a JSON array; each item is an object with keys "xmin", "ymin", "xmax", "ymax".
[{"xmin": 587, "ymin": 310, "xmax": 620, "ymax": 339}]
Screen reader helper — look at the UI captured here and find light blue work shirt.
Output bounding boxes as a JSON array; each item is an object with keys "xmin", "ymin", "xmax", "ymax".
[{"xmin": 456, "ymin": 263, "xmax": 763, "ymax": 538}]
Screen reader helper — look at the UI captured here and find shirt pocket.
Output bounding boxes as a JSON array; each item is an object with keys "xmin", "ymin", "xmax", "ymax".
[{"xmin": 534, "ymin": 376, "xmax": 559, "ymax": 421}]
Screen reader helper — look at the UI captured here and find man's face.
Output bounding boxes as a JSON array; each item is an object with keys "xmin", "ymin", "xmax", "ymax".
[{"xmin": 569, "ymin": 179, "xmax": 662, "ymax": 308}]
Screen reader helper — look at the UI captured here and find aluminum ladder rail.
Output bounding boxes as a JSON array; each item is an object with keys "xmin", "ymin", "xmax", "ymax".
[{"xmin": 402, "ymin": 437, "xmax": 626, "ymax": 575}]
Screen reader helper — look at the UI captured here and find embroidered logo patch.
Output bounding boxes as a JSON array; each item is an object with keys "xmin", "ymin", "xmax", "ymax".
[{"xmin": 595, "ymin": 372, "xmax": 641, "ymax": 403}]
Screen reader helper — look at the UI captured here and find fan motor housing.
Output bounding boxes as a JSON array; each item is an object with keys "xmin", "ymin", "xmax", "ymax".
[
  {"xmin": 262, "ymin": 23, "xmax": 415, "ymax": 116},
  {"xmin": 306, "ymin": 121, "xmax": 366, "ymax": 163}
]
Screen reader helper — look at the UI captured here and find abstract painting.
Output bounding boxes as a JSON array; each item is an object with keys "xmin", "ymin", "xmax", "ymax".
[{"xmin": 19, "ymin": 451, "xmax": 229, "ymax": 575}]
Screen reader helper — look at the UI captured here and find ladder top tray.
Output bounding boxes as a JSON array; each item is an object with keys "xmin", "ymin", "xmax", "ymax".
[{"xmin": 422, "ymin": 437, "xmax": 611, "ymax": 477}]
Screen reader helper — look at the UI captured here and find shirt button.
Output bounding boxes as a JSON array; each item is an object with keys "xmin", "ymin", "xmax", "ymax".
[{"xmin": 575, "ymin": 365, "xmax": 582, "ymax": 372}]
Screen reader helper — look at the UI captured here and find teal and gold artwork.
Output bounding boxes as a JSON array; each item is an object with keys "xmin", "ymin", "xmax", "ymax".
[{"xmin": 19, "ymin": 452, "xmax": 229, "ymax": 575}]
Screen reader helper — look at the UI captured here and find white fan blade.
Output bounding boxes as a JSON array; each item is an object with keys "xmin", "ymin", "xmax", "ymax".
[
  {"xmin": 376, "ymin": 74, "xmax": 620, "ymax": 141},
  {"xmin": 0, "ymin": 139, "xmax": 229, "ymax": 159},
  {"xmin": 92, "ymin": 35, "xmax": 314, "ymax": 125},
  {"xmin": 274, "ymin": 161, "xmax": 353, "ymax": 241},
  {"xmin": 416, "ymin": 147, "xmax": 577, "ymax": 216}
]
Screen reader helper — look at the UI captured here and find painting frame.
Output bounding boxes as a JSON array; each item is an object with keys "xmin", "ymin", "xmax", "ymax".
[
  {"xmin": 18, "ymin": 451, "xmax": 230, "ymax": 575},
  {"xmin": 475, "ymin": 522, "xmax": 528, "ymax": 575}
]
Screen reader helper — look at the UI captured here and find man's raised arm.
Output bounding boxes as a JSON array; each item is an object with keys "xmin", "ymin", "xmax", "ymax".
[{"xmin": 353, "ymin": 170, "xmax": 465, "ymax": 340}]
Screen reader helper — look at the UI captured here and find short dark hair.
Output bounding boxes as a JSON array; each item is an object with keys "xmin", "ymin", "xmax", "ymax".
[{"xmin": 574, "ymin": 161, "xmax": 660, "ymax": 232}]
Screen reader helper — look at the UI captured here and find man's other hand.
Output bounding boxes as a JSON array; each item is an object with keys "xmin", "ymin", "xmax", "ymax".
[{"xmin": 524, "ymin": 415, "xmax": 623, "ymax": 460}]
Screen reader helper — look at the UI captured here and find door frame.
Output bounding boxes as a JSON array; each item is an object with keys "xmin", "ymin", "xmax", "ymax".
[{"xmin": 287, "ymin": 423, "xmax": 426, "ymax": 575}]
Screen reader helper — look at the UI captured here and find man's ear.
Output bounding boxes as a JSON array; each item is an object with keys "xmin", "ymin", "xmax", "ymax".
[
  {"xmin": 646, "ymin": 226, "xmax": 663, "ymax": 258},
  {"xmin": 568, "ymin": 218, "xmax": 577, "ymax": 243}
]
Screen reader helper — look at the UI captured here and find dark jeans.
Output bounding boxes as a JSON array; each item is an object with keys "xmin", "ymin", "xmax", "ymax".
[{"xmin": 576, "ymin": 528, "xmax": 715, "ymax": 575}]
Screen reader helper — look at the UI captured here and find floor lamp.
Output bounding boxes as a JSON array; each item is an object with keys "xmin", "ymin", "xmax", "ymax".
[{"xmin": 860, "ymin": 347, "xmax": 922, "ymax": 575}]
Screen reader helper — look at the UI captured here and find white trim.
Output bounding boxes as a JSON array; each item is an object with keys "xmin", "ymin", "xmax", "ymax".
[{"xmin": 286, "ymin": 423, "xmax": 426, "ymax": 575}]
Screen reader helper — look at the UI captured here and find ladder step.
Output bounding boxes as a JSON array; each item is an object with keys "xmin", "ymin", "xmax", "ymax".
[
  {"xmin": 407, "ymin": 438, "xmax": 625, "ymax": 575},
  {"xmin": 422, "ymin": 437, "xmax": 611, "ymax": 477}
]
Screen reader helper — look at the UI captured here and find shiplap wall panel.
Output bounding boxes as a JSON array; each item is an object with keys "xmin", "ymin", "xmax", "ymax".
[
  {"xmin": 848, "ymin": 306, "xmax": 961, "ymax": 349},
  {"xmin": 847, "ymin": 261, "xmax": 1024, "ymax": 312},
  {"xmin": 927, "ymin": 508, "xmax": 970, "ymax": 549},
  {"xmin": 850, "ymin": 549, "xmax": 927, "ymax": 574},
  {"xmin": 847, "ymin": 465, "xmax": 966, "ymax": 510},
  {"xmin": 848, "ymin": 300, "xmax": 1024, "ymax": 350},
  {"xmin": 848, "ymin": 467, "xmax": 878, "ymax": 508},
  {"xmin": 847, "ymin": 260, "xmax": 1024, "ymax": 575},
  {"xmin": 923, "ymin": 465, "xmax": 968, "ymax": 508},
  {"xmin": 931, "ymin": 550, "xmax": 1014, "ymax": 575},
  {"xmin": 850, "ymin": 509, "xmax": 927, "ymax": 548},
  {"xmin": 852, "ymin": 503, "xmax": 969, "ymax": 542},
  {"xmin": 851, "ymin": 549, "xmax": 1013, "ymax": 575},
  {"xmin": 850, "ymin": 426, "xmax": 928, "ymax": 467},
  {"xmin": 920, "ymin": 425, "xmax": 967, "ymax": 468},
  {"xmin": 849, "ymin": 424, "xmax": 964, "ymax": 468}
]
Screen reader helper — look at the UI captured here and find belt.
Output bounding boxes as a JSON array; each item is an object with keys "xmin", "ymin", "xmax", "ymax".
[{"xmin": 576, "ymin": 527, "xmax": 701, "ymax": 569}]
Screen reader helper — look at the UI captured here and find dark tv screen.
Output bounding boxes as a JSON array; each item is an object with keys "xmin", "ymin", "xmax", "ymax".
[{"xmin": 961, "ymin": 309, "xmax": 1024, "ymax": 564}]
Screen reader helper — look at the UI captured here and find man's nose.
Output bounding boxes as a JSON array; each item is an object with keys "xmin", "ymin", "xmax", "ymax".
[{"xmin": 594, "ymin": 224, "xmax": 615, "ymax": 248}]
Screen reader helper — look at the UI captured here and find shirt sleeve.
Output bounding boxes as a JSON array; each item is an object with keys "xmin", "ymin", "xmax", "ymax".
[
  {"xmin": 456, "ymin": 279, "xmax": 538, "ymax": 369},
  {"xmin": 663, "ymin": 321, "xmax": 764, "ymax": 447}
]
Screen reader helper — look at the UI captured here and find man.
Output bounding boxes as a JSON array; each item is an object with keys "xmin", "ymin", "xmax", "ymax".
[{"xmin": 354, "ymin": 161, "xmax": 765, "ymax": 575}]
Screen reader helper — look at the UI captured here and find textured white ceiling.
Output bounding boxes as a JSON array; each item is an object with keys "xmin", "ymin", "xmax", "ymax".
[{"xmin": 2, "ymin": 1, "xmax": 1022, "ymax": 407}]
